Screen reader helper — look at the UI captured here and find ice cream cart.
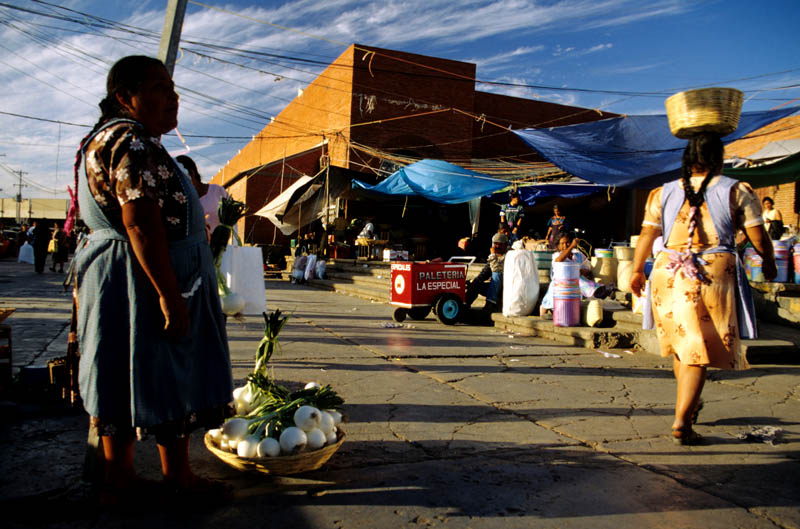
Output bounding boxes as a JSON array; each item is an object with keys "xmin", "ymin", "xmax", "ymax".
[{"xmin": 389, "ymin": 258, "xmax": 473, "ymax": 325}]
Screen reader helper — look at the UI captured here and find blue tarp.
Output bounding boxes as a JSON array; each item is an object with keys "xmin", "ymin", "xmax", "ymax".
[
  {"xmin": 513, "ymin": 107, "xmax": 799, "ymax": 188},
  {"xmin": 352, "ymin": 159, "xmax": 508, "ymax": 204}
]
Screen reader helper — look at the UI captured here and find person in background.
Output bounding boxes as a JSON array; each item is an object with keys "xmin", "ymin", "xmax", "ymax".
[
  {"xmin": 50, "ymin": 223, "xmax": 69, "ymax": 273},
  {"xmin": 761, "ymin": 196, "xmax": 783, "ymax": 240},
  {"xmin": 465, "ymin": 232, "xmax": 508, "ymax": 312},
  {"xmin": 539, "ymin": 232, "xmax": 614, "ymax": 318},
  {"xmin": 357, "ymin": 217, "xmax": 375, "ymax": 239},
  {"xmin": 69, "ymin": 55, "xmax": 232, "ymax": 503},
  {"xmin": 631, "ymin": 132, "xmax": 776, "ymax": 446},
  {"xmin": 176, "ymin": 155, "xmax": 229, "ymax": 237},
  {"xmin": 500, "ymin": 190, "xmax": 525, "ymax": 241},
  {"xmin": 333, "ymin": 211, "xmax": 348, "ymax": 243},
  {"xmin": 545, "ymin": 204, "xmax": 568, "ymax": 250},
  {"xmin": 17, "ymin": 224, "xmax": 29, "ymax": 253},
  {"xmin": 32, "ymin": 219, "xmax": 51, "ymax": 274}
]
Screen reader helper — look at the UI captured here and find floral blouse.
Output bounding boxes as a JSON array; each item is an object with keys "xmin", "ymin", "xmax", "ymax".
[{"xmin": 84, "ymin": 121, "xmax": 189, "ymax": 241}]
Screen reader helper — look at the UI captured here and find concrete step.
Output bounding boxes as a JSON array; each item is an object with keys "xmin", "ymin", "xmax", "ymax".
[
  {"xmin": 491, "ymin": 312, "xmax": 639, "ymax": 350},
  {"xmin": 304, "ymin": 278, "xmax": 389, "ymax": 303}
]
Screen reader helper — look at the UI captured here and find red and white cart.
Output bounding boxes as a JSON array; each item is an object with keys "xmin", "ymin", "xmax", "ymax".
[{"xmin": 389, "ymin": 258, "xmax": 474, "ymax": 325}]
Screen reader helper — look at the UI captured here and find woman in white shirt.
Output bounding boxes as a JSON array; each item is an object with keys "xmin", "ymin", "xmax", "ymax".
[
  {"xmin": 761, "ymin": 196, "xmax": 783, "ymax": 239},
  {"xmin": 176, "ymin": 155, "xmax": 229, "ymax": 234}
]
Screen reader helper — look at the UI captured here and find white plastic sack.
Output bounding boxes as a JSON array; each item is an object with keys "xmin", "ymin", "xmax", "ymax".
[
  {"xmin": 315, "ymin": 259, "xmax": 327, "ymax": 279},
  {"xmin": 219, "ymin": 245, "xmax": 267, "ymax": 315},
  {"xmin": 502, "ymin": 249, "xmax": 540, "ymax": 317},
  {"xmin": 304, "ymin": 253, "xmax": 318, "ymax": 281},
  {"xmin": 17, "ymin": 242, "xmax": 34, "ymax": 264}
]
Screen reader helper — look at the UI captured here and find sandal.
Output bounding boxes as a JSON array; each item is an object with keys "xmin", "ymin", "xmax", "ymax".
[
  {"xmin": 691, "ymin": 399, "xmax": 704, "ymax": 424},
  {"xmin": 671, "ymin": 426, "xmax": 703, "ymax": 446}
]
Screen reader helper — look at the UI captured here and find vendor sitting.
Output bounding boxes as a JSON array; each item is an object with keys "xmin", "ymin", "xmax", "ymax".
[
  {"xmin": 357, "ymin": 218, "xmax": 375, "ymax": 240},
  {"xmin": 465, "ymin": 232, "xmax": 508, "ymax": 312},
  {"xmin": 539, "ymin": 233, "xmax": 615, "ymax": 317}
]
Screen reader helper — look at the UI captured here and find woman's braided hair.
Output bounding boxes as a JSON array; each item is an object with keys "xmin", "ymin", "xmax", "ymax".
[
  {"xmin": 66, "ymin": 56, "xmax": 165, "ymax": 231},
  {"xmin": 680, "ymin": 132, "xmax": 724, "ymax": 208}
]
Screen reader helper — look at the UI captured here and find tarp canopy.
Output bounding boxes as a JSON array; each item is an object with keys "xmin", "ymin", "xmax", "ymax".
[
  {"xmin": 746, "ymin": 139, "xmax": 800, "ymax": 161},
  {"xmin": 513, "ymin": 107, "xmax": 799, "ymax": 189},
  {"xmin": 723, "ymin": 151, "xmax": 800, "ymax": 188},
  {"xmin": 254, "ymin": 175, "xmax": 315, "ymax": 235},
  {"xmin": 254, "ymin": 167, "xmax": 354, "ymax": 235},
  {"xmin": 352, "ymin": 159, "xmax": 508, "ymax": 204}
]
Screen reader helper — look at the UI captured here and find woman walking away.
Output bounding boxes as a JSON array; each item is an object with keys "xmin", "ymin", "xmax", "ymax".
[
  {"xmin": 631, "ymin": 132, "xmax": 776, "ymax": 445},
  {"xmin": 68, "ymin": 55, "xmax": 233, "ymax": 503},
  {"xmin": 50, "ymin": 223, "xmax": 68, "ymax": 273}
]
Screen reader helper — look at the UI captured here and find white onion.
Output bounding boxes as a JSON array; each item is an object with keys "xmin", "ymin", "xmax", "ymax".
[
  {"xmin": 304, "ymin": 381, "xmax": 321, "ymax": 390},
  {"xmin": 208, "ymin": 428, "xmax": 223, "ymax": 443},
  {"xmin": 326, "ymin": 410, "xmax": 343, "ymax": 425},
  {"xmin": 220, "ymin": 438, "xmax": 230, "ymax": 451},
  {"xmin": 228, "ymin": 438, "xmax": 239, "ymax": 450},
  {"xmin": 235, "ymin": 401, "xmax": 248, "ymax": 416},
  {"xmin": 257, "ymin": 437, "xmax": 281, "ymax": 457},
  {"xmin": 237, "ymin": 435, "xmax": 259, "ymax": 458},
  {"xmin": 293, "ymin": 405, "xmax": 321, "ymax": 432},
  {"xmin": 326, "ymin": 429, "xmax": 338, "ymax": 445},
  {"xmin": 279, "ymin": 427, "xmax": 307, "ymax": 454},
  {"xmin": 232, "ymin": 386, "xmax": 246, "ymax": 402},
  {"xmin": 306, "ymin": 428, "xmax": 326, "ymax": 451},
  {"xmin": 222, "ymin": 418, "xmax": 249, "ymax": 440},
  {"xmin": 318, "ymin": 411, "xmax": 335, "ymax": 435},
  {"xmin": 221, "ymin": 292, "xmax": 246, "ymax": 315}
]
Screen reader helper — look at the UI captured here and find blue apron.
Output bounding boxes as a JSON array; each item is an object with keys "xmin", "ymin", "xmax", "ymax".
[{"xmin": 74, "ymin": 119, "xmax": 233, "ymax": 428}]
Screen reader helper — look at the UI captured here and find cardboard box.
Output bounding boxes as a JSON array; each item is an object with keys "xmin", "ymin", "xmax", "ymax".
[{"xmin": 383, "ymin": 249, "xmax": 409, "ymax": 261}]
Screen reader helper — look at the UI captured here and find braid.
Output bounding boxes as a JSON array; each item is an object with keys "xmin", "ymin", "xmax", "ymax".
[
  {"xmin": 64, "ymin": 55, "xmax": 165, "ymax": 232},
  {"xmin": 680, "ymin": 132, "xmax": 723, "ymax": 208}
]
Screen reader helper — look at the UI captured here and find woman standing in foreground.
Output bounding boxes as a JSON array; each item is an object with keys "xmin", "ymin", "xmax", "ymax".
[
  {"xmin": 631, "ymin": 132, "xmax": 776, "ymax": 445},
  {"xmin": 70, "ymin": 56, "xmax": 232, "ymax": 499}
]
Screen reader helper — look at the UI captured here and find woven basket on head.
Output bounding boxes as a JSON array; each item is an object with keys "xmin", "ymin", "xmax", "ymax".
[
  {"xmin": 665, "ymin": 87, "xmax": 743, "ymax": 138},
  {"xmin": 204, "ymin": 429, "xmax": 344, "ymax": 475}
]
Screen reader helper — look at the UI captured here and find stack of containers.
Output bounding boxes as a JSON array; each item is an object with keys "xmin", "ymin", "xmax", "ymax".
[
  {"xmin": 794, "ymin": 243, "xmax": 800, "ymax": 284},
  {"xmin": 552, "ymin": 261, "xmax": 581, "ymax": 327},
  {"xmin": 744, "ymin": 247, "xmax": 765, "ymax": 282},
  {"xmin": 773, "ymin": 240, "xmax": 790, "ymax": 283},
  {"xmin": 613, "ymin": 245, "xmax": 636, "ymax": 292},
  {"xmin": 592, "ymin": 248, "xmax": 617, "ymax": 286}
]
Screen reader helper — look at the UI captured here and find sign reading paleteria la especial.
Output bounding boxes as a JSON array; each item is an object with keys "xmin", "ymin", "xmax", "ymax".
[{"xmin": 390, "ymin": 262, "xmax": 467, "ymax": 307}]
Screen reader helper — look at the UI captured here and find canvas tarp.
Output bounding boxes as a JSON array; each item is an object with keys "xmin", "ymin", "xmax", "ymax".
[
  {"xmin": 253, "ymin": 175, "xmax": 315, "ymax": 235},
  {"xmin": 723, "ymin": 151, "xmax": 800, "ymax": 188},
  {"xmin": 512, "ymin": 107, "xmax": 799, "ymax": 188},
  {"xmin": 352, "ymin": 159, "xmax": 508, "ymax": 204}
]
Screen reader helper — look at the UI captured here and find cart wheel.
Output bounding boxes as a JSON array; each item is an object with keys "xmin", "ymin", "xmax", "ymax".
[
  {"xmin": 435, "ymin": 295, "xmax": 462, "ymax": 325},
  {"xmin": 408, "ymin": 307, "xmax": 431, "ymax": 321},
  {"xmin": 392, "ymin": 308, "xmax": 407, "ymax": 323}
]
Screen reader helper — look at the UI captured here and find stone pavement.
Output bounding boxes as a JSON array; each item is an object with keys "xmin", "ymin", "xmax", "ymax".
[{"xmin": 0, "ymin": 257, "xmax": 798, "ymax": 529}]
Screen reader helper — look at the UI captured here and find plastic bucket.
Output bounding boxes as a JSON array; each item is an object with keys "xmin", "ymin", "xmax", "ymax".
[
  {"xmin": 552, "ymin": 262, "xmax": 580, "ymax": 327},
  {"xmin": 617, "ymin": 259, "xmax": 633, "ymax": 293},
  {"xmin": 594, "ymin": 248, "xmax": 613, "ymax": 258},
  {"xmin": 749, "ymin": 254, "xmax": 765, "ymax": 282},
  {"xmin": 613, "ymin": 246, "xmax": 636, "ymax": 261},
  {"xmin": 591, "ymin": 256, "xmax": 617, "ymax": 285},
  {"xmin": 630, "ymin": 235, "xmax": 640, "ymax": 249},
  {"xmin": 644, "ymin": 258, "xmax": 654, "ymax": 279},
  {"xmin": 793, "ymin": 245, "xmax": 800, "ymax": 284},
  {"xmin": 774, "ymin": 241, "xmax": 789, "ymax": 282}
]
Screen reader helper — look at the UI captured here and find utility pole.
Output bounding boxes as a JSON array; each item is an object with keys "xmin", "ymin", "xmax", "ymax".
[
  {"xmin": 14, "ymin": 170, "xmax": 27, "ymax": 224},
  {"xmin": 158, "ymin": 0, "xmax": 188, "ymax": 75}
]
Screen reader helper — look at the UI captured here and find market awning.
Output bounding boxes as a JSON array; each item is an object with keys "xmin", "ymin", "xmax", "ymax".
[
  {"xmin": 512, "ymin": 107, "xmax": 799, "ymax": 189},
  {"xmin": 352, "ymin": 159, "xmax": 508, "ymax": 204},
  {"xmin": 253, "ymin": 175, "xmax": 315, "ymax": 235},
  {"xmin": 723, "ymin": 151, "xmax": 800, "ymax": 188}
]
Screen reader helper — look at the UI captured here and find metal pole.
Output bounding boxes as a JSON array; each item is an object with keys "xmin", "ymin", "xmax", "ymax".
[{"xmin": 158, "ymin": 0, "xmax": 188, "ymax": 75}]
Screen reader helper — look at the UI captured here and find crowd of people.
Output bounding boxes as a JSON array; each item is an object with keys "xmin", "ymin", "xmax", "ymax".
[{"xmin": 5, "ymin": 220, "xmax": 88, "ymax": 274}]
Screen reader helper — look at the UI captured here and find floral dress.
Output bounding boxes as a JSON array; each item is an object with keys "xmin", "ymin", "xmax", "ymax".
[
  {"xmin": 75, "ymin": 119, "xmax": 232, "ymax": 436},
  {"xmin": 643, "ymin": 176, "xmax": 763, "ymax": 369}
]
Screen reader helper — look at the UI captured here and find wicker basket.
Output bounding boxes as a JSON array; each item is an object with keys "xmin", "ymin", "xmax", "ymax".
[
  {"xmin": 665, "ymin": 87, "xmax": 743, "ymax": 138},
  {"xmin": 204, "ymin": 429, "xmax": 344, "ymax": 475}
]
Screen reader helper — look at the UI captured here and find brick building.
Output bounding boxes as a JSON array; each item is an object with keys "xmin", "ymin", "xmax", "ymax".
[
  {"xmin": 725, "ymin": 114, "xmax": 800, "ymax": 232},
  {"xmin": 211, "ymin": 44, "xmax": 615, "ymax": 247}
]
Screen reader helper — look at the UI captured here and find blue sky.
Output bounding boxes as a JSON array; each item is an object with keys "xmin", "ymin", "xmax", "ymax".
[{"xmin": 1, "ymin": 0, "xmax": 799, "ymax": 199}]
